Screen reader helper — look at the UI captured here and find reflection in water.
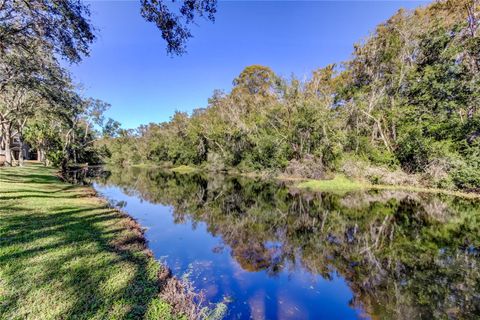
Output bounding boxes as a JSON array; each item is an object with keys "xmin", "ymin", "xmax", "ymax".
[{"xmin": 90, "ymin": 166, "xmax": 480, "ymax": 319}]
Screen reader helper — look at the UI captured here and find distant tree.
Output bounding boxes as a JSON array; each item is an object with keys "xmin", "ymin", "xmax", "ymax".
[
  {"xmin": 98, "ymin": 0, "xmax": 480, "ymax": 190},
  {"xmin": 232, "ymin": 65, "xmax": 278, "ymax": 97},
  {"xmin": 102, "ymin": 118, "xmax": 122, "ymax": 138}
]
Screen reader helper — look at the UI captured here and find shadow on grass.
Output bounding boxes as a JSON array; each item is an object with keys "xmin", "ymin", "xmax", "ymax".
[
  {"xmin": 0, "ymin": 170, "xmax": 61, "ymax": 183},
  {"xmin": 0, "ymin": 193, "xmax": 92, "ymax": 200},
  {"xmin": 0, "ymin": 184, "xmax": 161, "ymax": 319},
  {"xmin": 0, "ymin": 186, "xmax": 77, "ymax": 195}
]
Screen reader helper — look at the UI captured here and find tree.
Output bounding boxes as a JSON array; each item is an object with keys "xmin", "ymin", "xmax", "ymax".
[
  {"xmin": 0, "ymin": 0, "xmax": 218, "ymax": 60},
  {"xmin": 232, "ymin": 65, "xmax": 278, "ymax": 98},
  {"xmin": 0, "ymin": 40, "xmax": 72, "ymax": 166}
]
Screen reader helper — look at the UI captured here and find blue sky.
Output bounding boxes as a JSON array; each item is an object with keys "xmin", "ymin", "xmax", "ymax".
[{"xmin": 67, "ymin": 0, "xmax": 427, "ymax": 129}]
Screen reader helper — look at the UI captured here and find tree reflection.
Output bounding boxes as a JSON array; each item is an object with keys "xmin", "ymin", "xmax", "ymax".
[{"xmin": 95, "ymin": 167, "xmax": 480, "ymax": 319}]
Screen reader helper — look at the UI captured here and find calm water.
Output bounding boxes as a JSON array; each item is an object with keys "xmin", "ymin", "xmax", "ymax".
[{"xmin": 87, "ymin": 167, "xmax": 480, "ymax": 319}]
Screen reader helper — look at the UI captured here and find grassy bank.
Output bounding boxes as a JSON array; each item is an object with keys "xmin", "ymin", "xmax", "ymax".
[
  {"xmin": 0, "ymin": 164, "xmax": 179, "ymax": 319},
  {"xmin": 297, "ymin": 175, "xmax": 480, "ymax": 199},
  {"xmin": 111, "ymin": 162, "xmax": 480, "ymax": 199},
  {"xmin": 128, "ymin": 163, "xmax": 197, "ymax": 174},
  {"xmin": 170, "ymin": 165, "xmax": 197, "ymax": 174}
]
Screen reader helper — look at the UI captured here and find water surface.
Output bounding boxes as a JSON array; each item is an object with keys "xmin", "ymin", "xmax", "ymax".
[{"xmin": 89, "ymin": 167, "xmax": 480, "ymax": 319}]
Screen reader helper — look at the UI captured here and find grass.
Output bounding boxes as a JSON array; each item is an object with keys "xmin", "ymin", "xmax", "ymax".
[
  {"xmin": 130, "ymin": 163, "xmax": 169, "ymax": 169},
  {"xmin": 297, "ymin": 174, "xmax": 480, "ymax": 199},
  {"xmin": 0, "ymin": 164, "xmax": 180, "ymax": 320},
  {"xmin": 296, "ymin": 175, "xmax": 365, "ymax": 193},
  {"xmin": 170, "ymin": 165, "xmax": 197, "ymax": 174}
]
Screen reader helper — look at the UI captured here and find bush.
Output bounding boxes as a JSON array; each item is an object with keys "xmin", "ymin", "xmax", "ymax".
[
  {"xmin": 396, "ymin": 130, "xmax": 434, "ymax": 173},
  {"xmin": 423, "ymin": 158, "xmax": 455, "ymax": 189},
  {"xmin": 341, "ymin": 157, "xmax": 420, "ymax": 186},
  {"xmin": 205, "ymin": 152, "xmax": 228, "ymax": 172},
  {"xmin": 345, "ymin": 136, "xmax": 398, "ymax": 168},
  {"xmin": 46, "ymin": 150, "xmax": 64, "ymax": 167},
  {"xmin": 284, "ymin": 155, "xmax": 326, "ymax": 179},
  {"xmin": 395, "ymin": 129, "xmax": 457, "ymax": 175},
  {"xmin": 248, "ymin": 134, "xmax": 289, "ymax": 170},
  {"xmin": 451, "ymin": 164, "xmax": 480, "ymax": 190}
]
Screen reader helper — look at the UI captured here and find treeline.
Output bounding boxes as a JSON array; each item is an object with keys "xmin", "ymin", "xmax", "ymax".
[{"xmin": 104, "ymin": 0, "xmax": 480, "ymax": 191}]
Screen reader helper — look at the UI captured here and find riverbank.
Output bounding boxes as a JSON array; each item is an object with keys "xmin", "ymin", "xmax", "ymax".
[
  {"xmin": 161, "ymin": 164, "xmax": 480, "ymax": 199},
  {"xmin": 296, "ymin": 175, "xmax": 480, "ymax": 199},
  {"xmin": 0, "ymin": 164, "xmax": 187, "ymax": 319}
]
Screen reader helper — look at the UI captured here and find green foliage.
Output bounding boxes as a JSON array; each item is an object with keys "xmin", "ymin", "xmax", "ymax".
[
  {"xmin": 145, "ymin": 300, "xmax": 183, "ymax": 320},
  {"xmin": 396, "ymin": 128, "xmax": 437, "ymax": 172},
  {"xmin": 20, "ymin": 99, "xmax": 116, "ymax": 168},
  {"xmin": 1, "ymin": 0, "xmax": 210, "ymax": 170},
  {"xmin": 451, "ymin": 144, "xmax": 480, "ymax": 190},
  {"xmin": 102, "ymin": 64, "xmax": 346, "ymax": 177},
  {"xmin": 452, "ymin": 162, "xmax": 480, "ymax": 190}
]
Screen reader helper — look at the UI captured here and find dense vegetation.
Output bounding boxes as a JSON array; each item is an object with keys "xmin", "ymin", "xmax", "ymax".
[
  {"xmin": 103, "ymin": 0, "xmax": 480, "ymax": 191},
  {"xmin": 96, "ymin": 166, "xmax": 480, "ymax": 319}
]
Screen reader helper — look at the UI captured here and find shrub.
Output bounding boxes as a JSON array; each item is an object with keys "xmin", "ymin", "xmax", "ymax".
[
  {"xmin": 205, "ymin": 152, "xmax": 228, "ymax": 172},
  {"xmin": 341, "ymin": 157, "xmax": 420, "ymax": 186},
  {"xmin": 423, "ymin": 158, "xmax": 455, "ymax": 189},
  {"xmin": 284, "ymin": 155, "xmax": 326, "ymax": 179},
  {"xmin": 395, "ymin": 130, "xmax": 434, "ymax": 173},
  {"xmin": 451, "ymin": 159, "xmax": 480, "ymax": 190}
]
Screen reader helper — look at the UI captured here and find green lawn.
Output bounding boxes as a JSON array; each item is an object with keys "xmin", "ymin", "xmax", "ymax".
[{"xmin": 0, "ymin": 164, "xmax": 177, "ymax": 320}]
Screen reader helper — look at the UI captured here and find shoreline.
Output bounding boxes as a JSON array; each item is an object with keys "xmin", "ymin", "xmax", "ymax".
[
  {"xmin": 296, "ymin": 177, "xmax": 480, "ymax": 199},
  {"xmin": 125, "ymin": 163, "xmax": 480, "ymax": 200}
]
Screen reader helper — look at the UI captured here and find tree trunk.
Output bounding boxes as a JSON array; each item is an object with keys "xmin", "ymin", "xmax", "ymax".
[
  {"xmin": 38, "ymin": 147, "xmax": 45, "ymax": 164},
  {"xmin": 61, "ymin": 156, "xmax": 68, "ymax": 173},
  {"xmin": 2, "ymin": 123, "xmax": 12, "ymax": 167},
  {"xmin": 468, "ymin": 106, "xmax": 477, "ymax": 119},
  {"xmin": 18, "ymin": 138, "xmax": 24, "ymax": 166},
  {"xmin": 4, "ymin": 139, "xmax": 12, "ymax": 167},
  {"xmin": 73, "ymin": 148, "xmax": 77, "ymax": 164}
]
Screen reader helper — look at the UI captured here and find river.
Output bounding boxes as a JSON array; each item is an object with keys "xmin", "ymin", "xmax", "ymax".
[{"xmin": 85, "ymin": 166, "xmax": 480, "ymax": 319}]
